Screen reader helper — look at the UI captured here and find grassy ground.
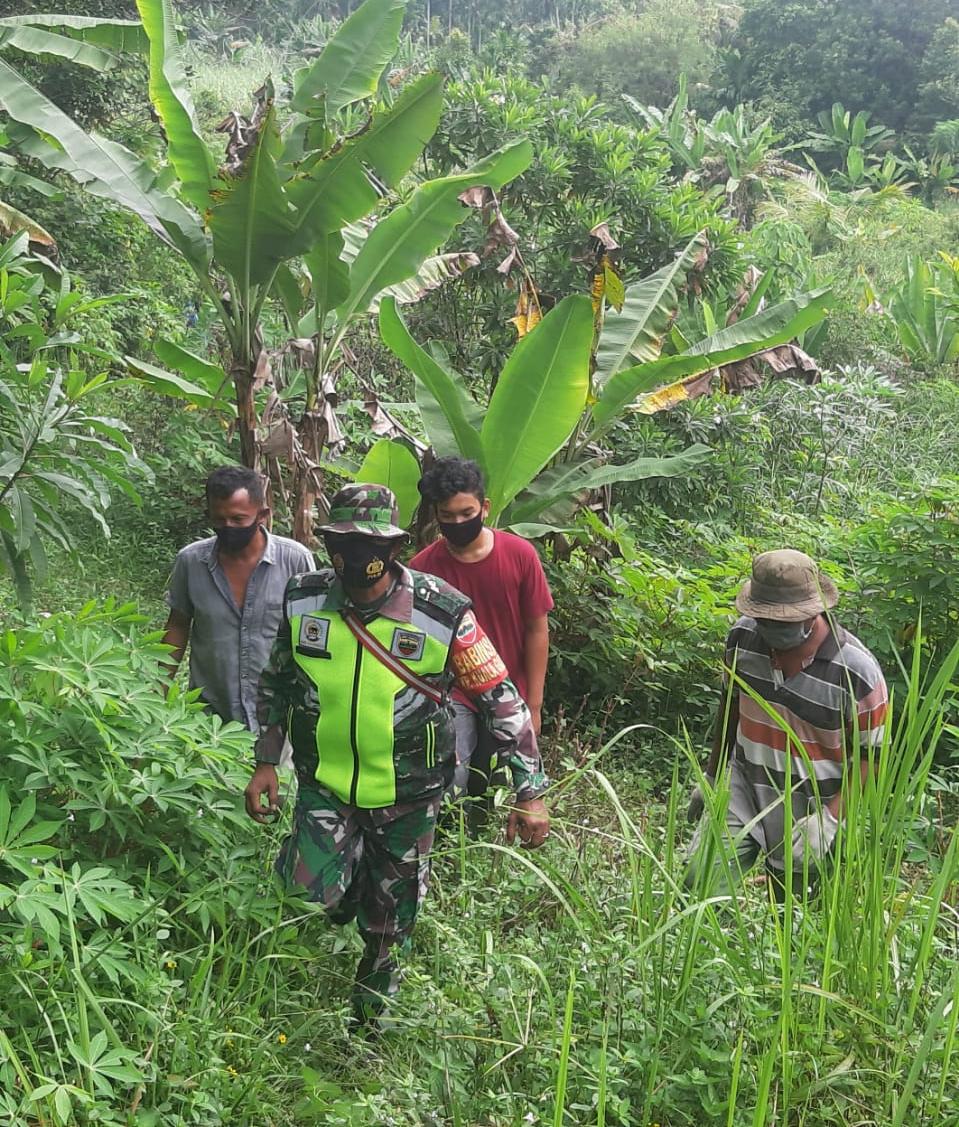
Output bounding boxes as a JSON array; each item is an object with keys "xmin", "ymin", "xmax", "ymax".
[{"xmin": 1, "ymin": 653, "xmax": 956, "ymax": 1124}]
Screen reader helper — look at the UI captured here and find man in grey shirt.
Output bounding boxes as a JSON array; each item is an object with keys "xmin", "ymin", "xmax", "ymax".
[{"xmin": 161, "ymin": 466, "xmax": 315, "ymax": 729}]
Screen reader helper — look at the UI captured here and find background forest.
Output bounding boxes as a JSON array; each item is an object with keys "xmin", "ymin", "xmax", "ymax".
[{"xmin": 1, "ymin": 0, "xmax": 959, "ymax": 1124}]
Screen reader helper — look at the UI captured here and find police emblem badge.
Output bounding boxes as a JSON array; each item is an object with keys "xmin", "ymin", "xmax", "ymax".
[
  {"xmin": 297, "ymin": 615, "xmax": 331, "ymax": 657},
  {"xmin": 390, "ymin": 628, "xmax": 425, "ymax": 662}
]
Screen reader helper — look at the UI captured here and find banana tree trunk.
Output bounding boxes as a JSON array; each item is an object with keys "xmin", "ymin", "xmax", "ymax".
[
  {"xmin": 291, "ymin": 410, "xmax": 326, "ymax": 544},
  {"xmin": 232, "ymin": 361, "xmax": 259, "ymax": 470}
]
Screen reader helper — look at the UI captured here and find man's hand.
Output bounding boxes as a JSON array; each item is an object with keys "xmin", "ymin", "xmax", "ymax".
[
  {"xmin": 529, "ymin": 704, "xmax": 543, "ymax": 738},
  {"xmin": 687, "ymin": 784, "xmax": 705, "ymax": 823},
  {"xmin": 506, "ymin": 797, "xmax": 550, "ymax": 849},
  {"xmin": 245, "ymin": 763, "xmax": 279, "ymax": 823},
  {"xmin": 790, "ymin": 808, "xmax": 839, "ymax": 863}
]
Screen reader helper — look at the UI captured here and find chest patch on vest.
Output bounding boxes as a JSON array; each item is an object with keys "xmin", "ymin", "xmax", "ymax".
[
  {"xmin": 391, "ymin": 627, "xmax": 426, "ymax": 661},
  {"xmin": 297, "ymin": 614, "xmax": 331, "ymax": 657}
]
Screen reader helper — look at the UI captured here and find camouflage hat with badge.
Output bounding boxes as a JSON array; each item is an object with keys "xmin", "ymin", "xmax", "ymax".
[{"xmin": 319, "ymin": 483, "xmax": 409, "ymax": 539}]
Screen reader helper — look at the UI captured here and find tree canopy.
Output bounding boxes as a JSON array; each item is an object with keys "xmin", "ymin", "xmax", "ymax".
[{"xmin": 724, "ymin": 0, "xmax": 958, "ymax": 137}]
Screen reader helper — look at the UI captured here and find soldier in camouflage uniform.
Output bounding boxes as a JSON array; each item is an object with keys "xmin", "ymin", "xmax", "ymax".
[{"xmin": 245, "ymin": 485, "xmax": 550, "ymax": 1026}]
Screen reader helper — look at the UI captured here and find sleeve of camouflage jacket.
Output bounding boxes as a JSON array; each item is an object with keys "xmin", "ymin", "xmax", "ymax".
[
  {"xmin": 253, "ymin": 606, "xmax": 295, "ymax": 765},
  {"xmin": 450, "ymin": 610, "xmax": 549, "ymax": 801}
]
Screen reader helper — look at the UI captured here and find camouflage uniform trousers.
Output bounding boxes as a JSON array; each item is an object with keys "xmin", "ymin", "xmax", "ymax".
[{"xmin": 276, "ymin": 784, "xmax": 442, "ymax": 1021}]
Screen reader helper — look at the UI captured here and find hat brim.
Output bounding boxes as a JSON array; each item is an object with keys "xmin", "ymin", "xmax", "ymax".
[
  {"xmin": 318, "ymin": 520, "xmax": 408, "ymax": 539},
  {"xmin": 735, "ymin": 573, "xmax": 839, "ymax": 621}
]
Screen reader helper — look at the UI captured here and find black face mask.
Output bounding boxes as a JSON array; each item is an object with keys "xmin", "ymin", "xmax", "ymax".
[
  {"xmin": 215, "ymin": 520, "xmax": 260, "ymax": 554},
  {"xmin": 438, "ymin": 511, "xmax": 484, "ymax": 548},
  {"xmin": 325, "ymin": 536, "xmax": 393, "ymax": 589}
]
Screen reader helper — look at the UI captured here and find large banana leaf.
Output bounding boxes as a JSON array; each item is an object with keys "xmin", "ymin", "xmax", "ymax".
[
  {"xmin": 208, "ymin": 98, "xmax": 294, "ymax": 287},
  {"xmin": 123, "ymin": 356, "xmax": 216, "ymax": 405},
  {"xmin": 298, "ymin": 245, "xmax": 477, "ymax": 334},
  {"xmin": 375, "ymin": 251, "xmax": 480, "ymax": 309},
  {"xmin": 284, "ymin": 72, "xmax": 445, "ymax": 248},
  {"xmin": 0, "ymin": 25, "xmax": 121, "ymax": 71},
  {"xmin": 291, "ymin": 0, "xmax": 407, "ymax": 115},
  {"xmin": 504, "ymin": 444, "xmax": 713, "ymax": 526},
  {"xmin": 379, "ymin": 296, "xmax": 485, "ymax": 467},
  {"xmin": 266, "ymin": 80, "xmax": 461, "ymax": 315},
  {"xmin": 136, "ymin": 0, "xmax": 215, "ymax": 213},
  {"xmin": 339, "ymin": 71, "xmax": 444, "ymax": 190},
  {"xmin": 0, "ymin": 14, "xmax": 147, "ymax": 54},
  {"xmin": 0, "ymin": 200, "xmax": 56, "ymax": 249},
  {"xmin": 153, "ymin": 339, "xmax": 229, "ymax": 401},
  {"xmin": 354, "ymin": 438, "xmax": 421, "ymax": 527},
  {"xmin": 0, "ymin": 155, "xmax": 61, "ymax": 197},
  {"xmin": 304, "ymin": 232, "xmax": 350, "ymax": 326},
  {"xmin": 594, "ymin": 230, "xmax": 707, "ymax": 386},
  {"xmin": 335, "ymin": 140, "xmax": 533, "ymax": 330},
  {"xmin": 0, "ymin": 61, "xmax": 209, "ymax": 270},
  {"xmin": 481, "ymin": 294, "xmax": 594, "ymax": 520},
  {"xmin": 591, "ymin": 287, "xmax": 832, "ymax": 433}
]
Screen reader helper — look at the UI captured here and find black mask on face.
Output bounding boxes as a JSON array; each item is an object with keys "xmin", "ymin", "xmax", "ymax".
[
  {"xmin": 215, "ymin": 520, "xmax": 260, "ymax": 554},
  {"xmin": 325, "ymin": 536, "xmax": 393, "ymax": 589},
  {"xmin": 438, "ymin": 510, "xmax": 484, "ymax": 548}
]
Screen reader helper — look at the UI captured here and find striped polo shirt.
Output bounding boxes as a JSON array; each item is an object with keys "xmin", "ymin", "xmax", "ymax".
[{"xmin": 724, "ymin": 616, "xmax": 888, "ymax": 869}]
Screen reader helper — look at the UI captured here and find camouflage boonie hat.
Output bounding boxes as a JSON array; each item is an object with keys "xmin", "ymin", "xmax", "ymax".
[{"xmin": 319, "ymin": 483, "xmax": 408, "ymax": 539}]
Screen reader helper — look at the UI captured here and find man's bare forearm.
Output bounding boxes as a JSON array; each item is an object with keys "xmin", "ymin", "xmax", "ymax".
[
  {"xmin": 523, "ymin": 616, "xmax": 549, "ymax": 710},
  {"xmin": 160, "ymin": 612, "xmax": 190, "ymax": 680}
]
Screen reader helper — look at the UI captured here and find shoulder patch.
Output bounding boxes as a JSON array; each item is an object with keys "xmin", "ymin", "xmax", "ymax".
[
  {"xmin": 391, "ymin": 627, "xmax": 426, "ymax": 662},
  {"xmin": 456, "ymin": 615, "xmax": 478, "ymax": 645},
  {"xmin": 408, "ymin": 567, "xmax": 471, "ymax": 624}
]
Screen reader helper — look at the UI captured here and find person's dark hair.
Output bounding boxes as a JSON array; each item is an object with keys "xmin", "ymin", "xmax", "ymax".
[
  {"xmin": 417, "ymin": 457, "xmax": 485, "ymax": 505},
  {"xmin": 205, "ymin": 465, "xmax": 267, "ymax": 508}
]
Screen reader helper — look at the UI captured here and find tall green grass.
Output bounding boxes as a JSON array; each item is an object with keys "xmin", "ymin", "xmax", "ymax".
[{"xmin": 0, "ymin": 634, "xmax": 957, "ymax": 1124}]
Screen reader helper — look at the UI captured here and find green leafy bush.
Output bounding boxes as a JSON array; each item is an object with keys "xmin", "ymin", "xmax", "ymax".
[
  {"xmin": 0, "ymin": 601, "xmax": 299, "ymax": 1124},
  {"xmin": 545, "ymin": 512, "xmax": 741, "ymax": 752}
]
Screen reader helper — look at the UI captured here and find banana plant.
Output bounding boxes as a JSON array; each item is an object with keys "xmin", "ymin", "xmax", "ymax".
[
  {"xmin": 887, "ymin": 257, "xmax": 959, "ymax": 368},
  {"xmin": 383, "ymin": 232, "xmax": 831, "ymax": 530},
  {"xmin": 0, "ymin": 0, "xmax": 531, "ymax": 539},
  {"xmin": 806, "ymin": 103, "xmax": 895, "ymax": 165}
]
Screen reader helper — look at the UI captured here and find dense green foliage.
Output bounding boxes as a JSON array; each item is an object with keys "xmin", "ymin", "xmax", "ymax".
[
  {"xmin": 723, "ymin": 0, "xmax": 958, "ymax": 137},
  {"xmin": 1, "ymin": 0, "xmax": 958, "ymax": 1123}
]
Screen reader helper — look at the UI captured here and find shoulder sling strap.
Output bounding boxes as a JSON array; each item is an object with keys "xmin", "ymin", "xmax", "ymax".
[{"xmin": 341, "ymin": 609, "xmax": 446, "ymax": 706}]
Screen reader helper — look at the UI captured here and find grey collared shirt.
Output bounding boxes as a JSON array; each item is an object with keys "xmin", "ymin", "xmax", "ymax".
[{"xmin": 165, "ymin": 529, "xmax": 315, "ymax": 729}]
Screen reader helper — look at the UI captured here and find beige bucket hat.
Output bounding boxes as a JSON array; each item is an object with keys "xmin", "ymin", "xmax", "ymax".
[{"xmin": 735, "ymin": 549, "xmax": 839, "ymax": 622}]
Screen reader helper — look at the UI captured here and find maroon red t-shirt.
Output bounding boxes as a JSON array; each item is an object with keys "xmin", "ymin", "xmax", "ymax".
[{"xmin": 410, "ymin": 529, "xmax": 554, "ymax": 702}]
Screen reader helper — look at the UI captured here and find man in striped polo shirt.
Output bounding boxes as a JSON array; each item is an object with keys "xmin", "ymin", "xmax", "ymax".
[{"xmin": 686, "ymin": 549, "xmax": 888, "ymax": 899}]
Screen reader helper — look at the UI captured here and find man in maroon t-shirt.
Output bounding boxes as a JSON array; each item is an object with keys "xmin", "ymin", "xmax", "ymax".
[{"xmin": 412, "ymin": 457, "xmax": 554, "ymax": 801}]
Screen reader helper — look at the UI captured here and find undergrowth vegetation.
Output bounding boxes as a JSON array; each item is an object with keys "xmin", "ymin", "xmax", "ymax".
[
  {"xmin": 1, "ymin": 607, "xmax": 956, "ymax": 1124},
  {"xmin": 1, "ymin": 0, "xmax": 958, "ymax": 1123}
]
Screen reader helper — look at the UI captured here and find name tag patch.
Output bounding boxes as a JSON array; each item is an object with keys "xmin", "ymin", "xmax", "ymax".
[
  {"xmin": 391, "ymin": 628, "xmax": 425, "ymax": 662},
  {"xmin": 297, "ymin": 615, "xmax": 331, "ymax": 657}
]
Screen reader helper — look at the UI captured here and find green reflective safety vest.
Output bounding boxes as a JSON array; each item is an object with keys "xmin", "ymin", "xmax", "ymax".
[{"xmin": 284, "ymin": 570, "xmax": 470, "ymax": 808}]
